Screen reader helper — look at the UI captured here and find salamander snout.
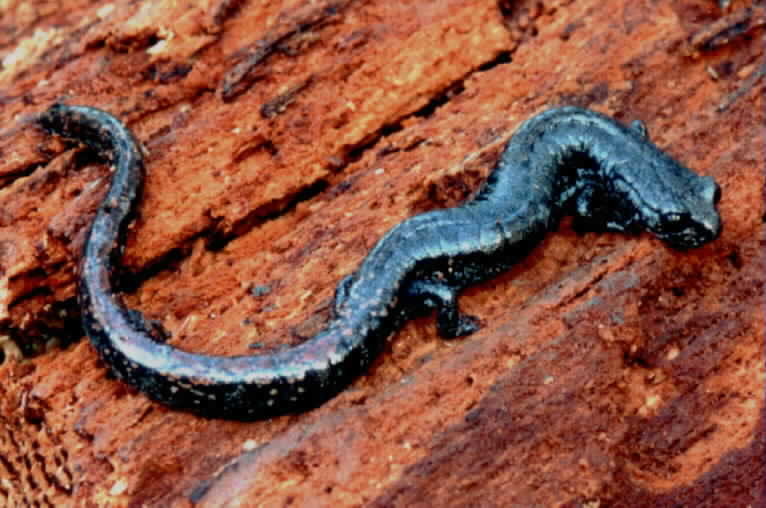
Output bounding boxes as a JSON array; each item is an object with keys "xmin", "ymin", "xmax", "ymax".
[
  {"xmin": 691, "ymin": 176, "xmax": 722, "ymax": 244},
  {"xmin": 653, "ymin": 175, "xmax": 722, "ymax": 250},
  {"xmin": 699, "ymin": 175, "xmax": 722, "ymax": 207}
]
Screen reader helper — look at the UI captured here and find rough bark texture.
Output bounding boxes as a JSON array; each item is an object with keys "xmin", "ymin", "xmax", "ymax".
[{"xmin": 0, "ymin": 0, "xmax": 763, "ymax": 506}]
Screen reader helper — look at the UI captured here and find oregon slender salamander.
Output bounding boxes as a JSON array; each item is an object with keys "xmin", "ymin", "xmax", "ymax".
[{"xmin": 38, "ymin": 104, "xmax": 722, "ymax": 419}]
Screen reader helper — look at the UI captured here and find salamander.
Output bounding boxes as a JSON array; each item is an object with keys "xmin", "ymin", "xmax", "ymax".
[{"xmin": 37, "ymin": 104, "xmax": 722, "ymax": 419}]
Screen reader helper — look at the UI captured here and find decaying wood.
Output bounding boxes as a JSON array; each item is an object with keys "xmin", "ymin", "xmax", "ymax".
[{"xmin": 0, "ymin": 0, "xmax": 763, "ymax": 505}]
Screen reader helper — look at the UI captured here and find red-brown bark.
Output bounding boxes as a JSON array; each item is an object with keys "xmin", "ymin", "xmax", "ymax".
[{"xmin": 0, "ymin": 0, "xmax": 763, "ymax": 506}]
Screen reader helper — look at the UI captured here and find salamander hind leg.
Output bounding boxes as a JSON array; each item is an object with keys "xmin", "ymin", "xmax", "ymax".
[
  {"xmin": 404, "ymin": 280, "xmax": 480, "ymax": 339},
  {"xmin": 125, "ymin": 308, "xmax": 171, "ymax": 343}
]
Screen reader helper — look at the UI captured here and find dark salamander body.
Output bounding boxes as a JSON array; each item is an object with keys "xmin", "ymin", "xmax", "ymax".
[{"xmin": 38, "ymin": 104, "xmax": 721, "ymax": 419}]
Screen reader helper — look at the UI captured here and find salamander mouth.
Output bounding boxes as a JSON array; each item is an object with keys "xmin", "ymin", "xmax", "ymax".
[{"xmin": 660, "ymin": 222, "xmax": 722, "ymax": 250}]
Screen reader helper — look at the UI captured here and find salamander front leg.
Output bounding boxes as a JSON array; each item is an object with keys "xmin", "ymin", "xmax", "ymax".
[
  {"xmin": 405, "ymin": 280, "xmax": 480, "ymax": 339},
  {"xmin": 571, "ymin": 183, "xmax": 609, "ymax": 232},
  {"xmin": 571, "ymin": 183, "xmax": 642, "ymax": 235}
]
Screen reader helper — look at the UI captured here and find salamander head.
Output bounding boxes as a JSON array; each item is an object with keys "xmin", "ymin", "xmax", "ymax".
[{"xmin": 641, "ymin": 173, "xmax": 722, "ymax": 250}]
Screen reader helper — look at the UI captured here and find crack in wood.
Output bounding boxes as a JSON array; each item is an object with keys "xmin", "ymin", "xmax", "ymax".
[{"xmin": 220, "ymin": 0, "xmax": 363, "ymax": 101}]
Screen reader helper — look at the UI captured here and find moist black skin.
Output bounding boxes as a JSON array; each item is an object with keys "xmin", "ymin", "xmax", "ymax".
[{"xmin": 37, "ymin": 104, "xmax": 722, "ymax": 420}]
